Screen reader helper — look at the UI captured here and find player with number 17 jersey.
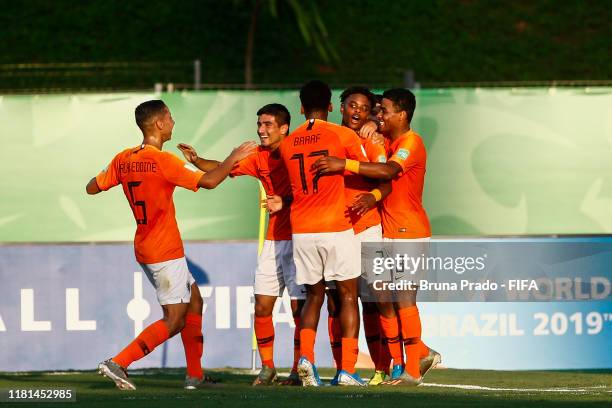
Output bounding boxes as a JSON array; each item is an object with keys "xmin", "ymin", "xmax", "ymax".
[
  {"xmin": 280, "ymin": 119, "xmax": 367, "ymax": 235},
  {"xmin": 278, "ymin": 118, "xmax": 368, "ymax": 289}
]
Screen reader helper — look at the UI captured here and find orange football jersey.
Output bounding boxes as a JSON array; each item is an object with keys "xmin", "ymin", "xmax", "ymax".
[
  {"xmin": 230, "ymin": 146, "xmax": 292, "ymax": 241},
  {"xmin": 344, "ymin": 136, "xmax": 386, "ymax": 234},
  {"xmin": 381, "ymin": 129, "xmax": 431, "ymax": 238},
  {"xmin": 96, "ymin": 144, "xmax": 204, "ymax": 263},
  {"xmin": 279, "ymin": 119, "xmax": 367, "ymax": 234}
]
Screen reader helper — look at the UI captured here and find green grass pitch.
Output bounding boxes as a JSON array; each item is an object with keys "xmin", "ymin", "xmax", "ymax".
[{"xmin": 0, "ymin": 367, "xmax": 610, "ymax": 407}]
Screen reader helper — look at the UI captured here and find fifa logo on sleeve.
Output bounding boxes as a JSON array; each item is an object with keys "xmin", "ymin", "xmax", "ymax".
[{"xmin": 397, "ymin": 148, "xmax": 409, "ymax": 160}]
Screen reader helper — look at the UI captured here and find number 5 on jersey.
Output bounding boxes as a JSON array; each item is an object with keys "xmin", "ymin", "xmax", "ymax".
[{"xmin": 127, "ymin": 181, "xmax": 147, "ymax": 224}]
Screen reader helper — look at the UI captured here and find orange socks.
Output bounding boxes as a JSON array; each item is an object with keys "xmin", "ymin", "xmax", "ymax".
[
  {"xmin": 363, "ymin": 311, "xmax": 381, "ymax": 369},
  {"xmin": 181, "ymin": 312, "xmax": 203, "ymax": 379},
  {"xmin": 341, "ymin": 337, "xmax": 359, "ymax": 374},
  {"xmin": 376, "ymin": 333, "xmax": 392, "ymax": 374},
  {"xmin": 398, "ymin": 306, "xmax": 422, "ymax": 378},
  {"xmin": 254, "ymin": 315, "xmax": 275, "ymax": 368},
  {"xmin": 113, "ymin": 320, "xmax": 169, "ymax": 368},
  {"xmin": 292, "ymin": 316, "xmax": 301, "ymax": 372},
  {"xmin": 380, "ymin": 315, "xmax": 402, "ymax": 366},
  {"xmin": 300, "ymin": 328, "xmax": 316, "ymax": 363},
  {"xmin": 419, "ymin": 339, "xmax": 430, "ymax": 359},
  {"xmin": 327, "ymin": 316, "xmax": 342, "ymax": 368}
]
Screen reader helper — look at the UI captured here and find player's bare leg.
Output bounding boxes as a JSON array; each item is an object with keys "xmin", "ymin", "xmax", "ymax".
[
  {"xmin": 161, "ymin": 302, "xmax": 189, "ymax": 335},
  {"xmin": 325, "ymin": 288, "xmax": 342, "ymax": 382},
  {"xmin": 297, "ymin": 280, "xmax": 326, "ymax": 386},
  {"xmin": 281, "ymin": 298, "xmax": 305, "ymax": 386},
  {"xmin": 362, "ymin": 301, "xmax": 381, "ymax": 365},
  {"xmin": 362, "ymin": 300, "xmax": 389, "ymax": 385},
  {"xmin": 375, "ymin": 300, "xmax": 404, "ymax": 380},
  {"xmin": 100, "ymin": 299, "xmax": 187, "ymax": 390},
  {"xmin": 334, "ymin": 278, "xmax": 366, "ymax": 386},
  {"xmin": 381, "ymin": 289, "xmax": 422, "ymax": 386},
  {"xmin": 395, "ymin": 288, "xmax": 440, "ymax": 377},
  {"xmin": 183, "ymin": 284, "xmax": 219, "ymax": 389},
  {"xmin": 252, "ymin": 294, "xmax": 279, "ymax": 386}
]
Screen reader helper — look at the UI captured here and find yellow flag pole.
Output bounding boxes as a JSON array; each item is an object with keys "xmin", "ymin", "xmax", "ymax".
[{"xmin": 251, "ymin": 181, "xmax": 267, "ymax": 371}]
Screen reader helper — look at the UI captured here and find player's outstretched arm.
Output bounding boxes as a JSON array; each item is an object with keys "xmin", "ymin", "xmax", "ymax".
[
  {"xmin": 197, "ymin": 141, "xmax": 257, "ymax": 189},
  {"xmin": 85, "ymin": 177, "xmax": 101, "ymax": 195},
  {"xmin": 177, "ymin": 143, "xmax": 221, "ymax": 172},
  {"xmin": 312, "ymin": 156, "xmax": 402, "ymax": 180}
]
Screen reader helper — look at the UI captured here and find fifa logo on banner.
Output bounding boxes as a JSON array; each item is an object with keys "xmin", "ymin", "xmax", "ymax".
[
  {"xmin": 127, "ymin": 272, "xmax": 151, "ymax": 337},
  {"xmin": 126, "ymin": 272, "xmax": 295, "ymax": 334},
  {"xmin": 0, "ymin": 273, "xmax": 297, "ymax": 334}
]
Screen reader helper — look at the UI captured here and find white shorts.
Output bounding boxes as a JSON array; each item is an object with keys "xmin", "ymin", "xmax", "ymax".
[
  {"xmin": 326, "ymin": 224, "xmax": 383, "ymax": 295},
  {"xmin": 383, "ymin": 237, "xmax": 431, "ymax": 243},
  {"xmin": 254, "ymin": 240, "xmax": 306, "ymax": 299},
  {"xmin": 376, "ymin": 237, "xmax": 431, "ymax": 283},
  {"xmin": 140, "ymin": 257, "xmax": 195, "ymax": 305},
  {"xmin": 292, "ymin": 228, "xmax": 360, "ymax": 286},
  {"xmin": 357, "ymin": 224, "xmax": 383, "ymax": 298}
]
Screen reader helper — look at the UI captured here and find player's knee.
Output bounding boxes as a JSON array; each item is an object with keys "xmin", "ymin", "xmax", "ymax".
[
  {"xmin": 376, "ymin": 302, "xmax": 395, "ymax": 318},
  {"xmin": 340, "ymin": 293, "xmax": 358, "ymax": 307},
  {"xmin": 166, "ymin": 316, "xmax": 186, "ymax": 336},
  {"xmin": 254, "ymin": 301, "xmax": 273, "ymax": 317},
  {"xmin": 309, "ymin": 292, "xmax": 325, "ymax": 307}
]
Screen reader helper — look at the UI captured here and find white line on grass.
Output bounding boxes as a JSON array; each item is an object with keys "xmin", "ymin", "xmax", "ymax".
[{"xmin": 422, "ymin": 383, "xmax": 609, "ymax": 393}]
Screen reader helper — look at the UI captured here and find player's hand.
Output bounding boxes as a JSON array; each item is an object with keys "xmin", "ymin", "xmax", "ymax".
[
  {"xmin": 369, "ymin": 132, "xmax": 385, "ymax": 145},
  {"xmin": 350, "ymin": 193, "xmax": 377, "ymax": 216},
  {"xmin": 263, "ymin": 194, "xmax": 283, "ymax": 214},
  {"xmin": 177, "ymin": 143, "xmax": 198, "ymax": 164},
  {"xmin": 230, "ymin": 141, "xmax": 257, "ymax": 162},
  {"xmin": 358, "ymin": 120, "xmax": 379, "ymax": 139},
  {"xmin": 311, "ymin": 156, "xmax": 345, "ymax": 174}
]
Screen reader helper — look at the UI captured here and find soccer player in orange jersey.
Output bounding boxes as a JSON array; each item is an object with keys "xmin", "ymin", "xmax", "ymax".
[
  {"xmin": 313, "ymin": 89, "xmax": 441, "ymax": 386},
  {"xmin": 177, "ymin": 104, "xmax": 306, "ymax": 386},
  {"xmin": 325, "ymin": 87, "xmax": 393, "ymax": 385},
  {"xmin": 86, "ymin": 100, "xmax": 255, "ymax": 390},
  {"xmin": 276, "ymin": 80, "xmax": 370, "ymax": 386}
]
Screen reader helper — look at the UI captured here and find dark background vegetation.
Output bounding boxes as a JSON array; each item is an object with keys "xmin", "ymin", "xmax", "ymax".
[{"xmin": 1, "ymin": 0, "xmax": 610, "ymax": 91}]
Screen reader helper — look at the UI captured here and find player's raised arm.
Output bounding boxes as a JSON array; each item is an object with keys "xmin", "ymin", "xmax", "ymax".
[
  {"xmin": 196, "ymin": 141, "xmax": 257, "ymax": 189},
  {"xmin": 177, "ymin": 143, "xmax": 221, "ymax": 172}
]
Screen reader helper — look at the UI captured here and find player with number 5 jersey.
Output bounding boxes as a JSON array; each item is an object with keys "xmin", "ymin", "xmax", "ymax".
[{"xmin": 86, "ymin": 100, "xmax": 255, "ymax": 391}]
